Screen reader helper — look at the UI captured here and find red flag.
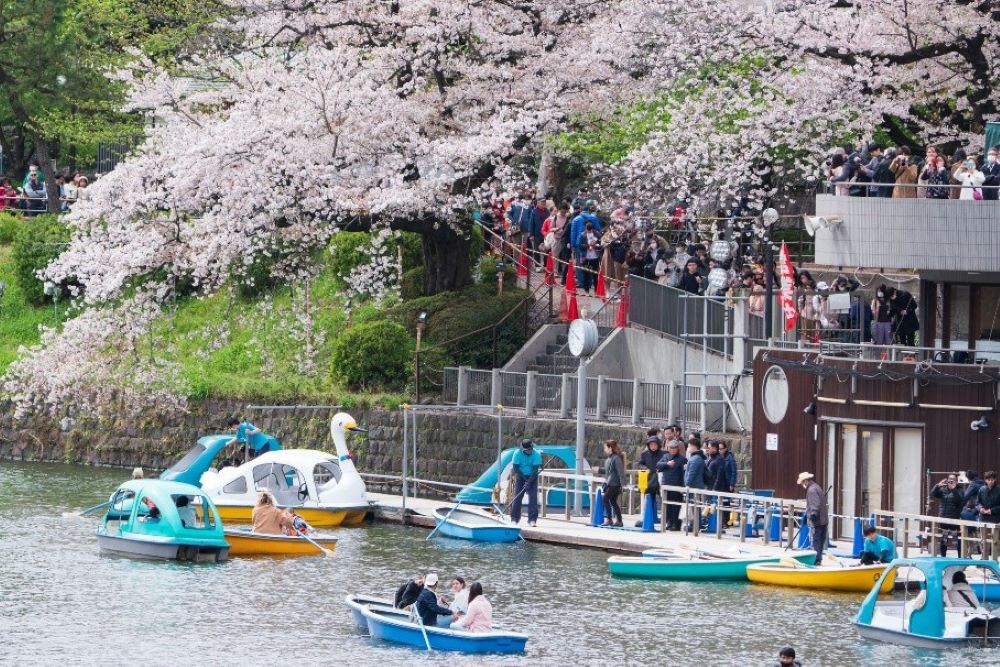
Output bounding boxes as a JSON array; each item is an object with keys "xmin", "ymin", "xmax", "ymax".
[
  {"xmin": 544, "ymin": 251, "xmax": 555, "ymax": 285},
  {"xmin": 778, "ymin": 242, "xmax": 798, "ymax": 333},
  {"xmin": 615, "ymin": 280, "xmax": 630, "ymax": 328},
  {"xmin": 595, "ymin": 266, "xmax": 607, "ymax": 300}
]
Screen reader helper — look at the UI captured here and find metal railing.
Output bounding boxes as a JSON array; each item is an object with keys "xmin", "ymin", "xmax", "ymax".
[{"xmin": 447, "ymin": 366, "xmax": 703, "ymax": 428}]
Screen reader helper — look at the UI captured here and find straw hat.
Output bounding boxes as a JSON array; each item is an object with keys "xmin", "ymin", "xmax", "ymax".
[{"xmin": 796, "ymin": 472, "xmax": 815, "ymax": 484}]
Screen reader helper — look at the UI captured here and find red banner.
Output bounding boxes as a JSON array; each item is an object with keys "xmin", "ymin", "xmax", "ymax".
[{"xmin": 779, "ymin": 242, "xmax": 798, "ymax": 333}]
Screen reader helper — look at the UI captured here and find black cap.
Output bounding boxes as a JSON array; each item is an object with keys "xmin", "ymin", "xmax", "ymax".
[
  {"xmin": 779, "ymin": 647, "xmax": 795, "ymax": 658},
  {"xmin": 520, "ymin": 438, "xmax": 533, "ymax": 449}
]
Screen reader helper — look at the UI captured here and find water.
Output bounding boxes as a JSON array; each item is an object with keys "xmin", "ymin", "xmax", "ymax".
[{"xmin": 0, "ymin": 461, "xmax": 986, "ymax": 666}]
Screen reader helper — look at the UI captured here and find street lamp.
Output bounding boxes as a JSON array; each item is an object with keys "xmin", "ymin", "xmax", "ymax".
[
  {"xmin": 414, "ymin": 311, "xmax": 427, "ymax": 404},
  {"xmin": 761, "ymin": 208, "xmax": 780, "ymax": 341},
  {"xmin": 495, "ymin": 261, "xmax": 505, "ymax": 295}
]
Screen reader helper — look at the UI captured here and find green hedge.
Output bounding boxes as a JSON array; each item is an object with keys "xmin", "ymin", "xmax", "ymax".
[
  {"xmin": 478, "ymin": 256, "xmax": 516, "ymax": 286},
  {"xmin": 0, "ymin": 212, "xmax": 25, "ymax": 245},
  {"xmin": 389, "ymin": 283, "xmax": 530, "ymax": 368},
  {"xmin": 11, "ymin": 216, "xmax": 70, "ymax": 305},
  {"xmin": 330, "ymin": 320, "xmax": 414, "ymax": 389},
  {"xmin": 401, "ymin": 266, "xmax": 426, "ymax": 300}
]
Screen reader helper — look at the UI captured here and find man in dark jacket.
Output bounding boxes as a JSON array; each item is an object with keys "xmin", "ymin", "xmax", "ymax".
[
  {"xmin": 719, "ymin": 442, "xmax": 738, "ymax": 493},
  {"xmin": 976, "ymin": 471, "xmax": 1000, "ymax": 559},
  {"xmin": 961, "ymin": 470, "xmax": 985, "ymax": 521},
  {"xmin": 657, "ymin": 440, "xmax": 687, "ymax": 530},
  {"xmin": 705, "ymin": 441, "xmax": 727, "ymax": 493},
  {"xmin": 798, "ymin": 471, "xmax": 829, "ymax": 565},
  {"xmin": 414, "ymin": 573, "xmax": 455, "ymax": 627},
  {"xmin": 394, "ymin": 574, "xmax": 424, "ymax": 609},
  {"xmin": 930, "ymin": 474, "xmax": 964, "ymax": 557}
]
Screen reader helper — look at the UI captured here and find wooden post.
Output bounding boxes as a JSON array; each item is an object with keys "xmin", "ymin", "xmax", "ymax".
[
  {"xmin": 902, "ymin": 517, "xmax": 910, "ymax": 558},
  {"xmin": 738, "ymin": 497, "xmax": 746, "ymax": 543}
]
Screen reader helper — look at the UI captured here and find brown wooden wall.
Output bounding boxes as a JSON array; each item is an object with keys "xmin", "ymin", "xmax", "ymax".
[{"xmin": 752, "ymin": 349, "xmax": 1000, "ymax": 504}]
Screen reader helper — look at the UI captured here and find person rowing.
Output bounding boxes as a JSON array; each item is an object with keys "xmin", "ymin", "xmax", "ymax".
[
  {"xmin": 414, "ymin": 573, "xmax": 457, "ymax": 627},
  {"xmin": 251, "ymin": 491, "xmax": 294, "ymax": 534}
]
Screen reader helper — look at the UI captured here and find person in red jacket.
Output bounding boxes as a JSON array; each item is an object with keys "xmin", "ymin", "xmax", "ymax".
[{"xmin": 0, "ymin": 177, "xmax": 17, "ymax": 210}]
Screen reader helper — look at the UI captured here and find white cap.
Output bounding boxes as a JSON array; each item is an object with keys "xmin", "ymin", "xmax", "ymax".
[
  {"xmin": 425, "ymin": 573, "xmax": 438, "ymax": 586},
  {"xmin": 797, "ymin": 472, "xmax": 815, "ymax": 484}
]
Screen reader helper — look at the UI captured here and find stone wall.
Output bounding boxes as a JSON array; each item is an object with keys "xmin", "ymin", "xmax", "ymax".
[{"xmin": 0, "ymin": 400, "xmax": 750, "ymax": 491}]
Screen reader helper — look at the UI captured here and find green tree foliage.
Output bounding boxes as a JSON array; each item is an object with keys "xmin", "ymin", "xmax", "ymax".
[
  {"xmin": 330, "ymin": 320, "xmax": 414, "ymax": 389},
  {"xmin": 10, "ymin": 215, "xmax": 69, "ymax": 304}
]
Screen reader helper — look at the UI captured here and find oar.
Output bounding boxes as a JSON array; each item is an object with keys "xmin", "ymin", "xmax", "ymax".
[
  {"xmin": 426, "ymin": 501, "xmax": 462, "ymax": 541},
  {"xmin": 297, "ymin": 531, "xmax": 334, "ymax": 557},
  {"xmin": 414, "ymin": 610, "xmax": 433, "ymax": 652},
  {"xmin": 63, "ymin": 500, "xmax": 111, "ymax": 518}
]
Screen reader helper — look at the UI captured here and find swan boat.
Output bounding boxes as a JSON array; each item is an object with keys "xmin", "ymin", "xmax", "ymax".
[
  {"xmin": 97, "ymin": 479, "xmax": 229, "ymax": 562},
  {"xmin": 161, "ymin": 412, "xmax": 370, "ymax": 527}
]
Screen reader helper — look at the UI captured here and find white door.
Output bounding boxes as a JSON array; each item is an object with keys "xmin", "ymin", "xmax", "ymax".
[
  {"xmin": 893, "ymin": 428, "xmax": 923, "ymax": 516},
  {"xmin": 860, "ymin": 430, "xmax": 884, "ymax": 517},
  {"xmin": 840, "ymin": 425, "xmax": 857, "ymax": 538}
]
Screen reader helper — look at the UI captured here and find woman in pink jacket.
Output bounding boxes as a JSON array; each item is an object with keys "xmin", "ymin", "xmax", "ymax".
[{"xmin": 451, "ymin": 582, "xmax": 492, "ymax": 632}]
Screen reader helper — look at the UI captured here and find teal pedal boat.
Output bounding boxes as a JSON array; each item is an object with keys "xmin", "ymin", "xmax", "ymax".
[{"xmin": 97, "ymin": 480, "xmax": 230, "ymax": 562}]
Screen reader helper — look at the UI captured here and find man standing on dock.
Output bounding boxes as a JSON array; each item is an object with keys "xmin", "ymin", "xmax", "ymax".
[
  {"xmin": 798, "ymin": 472, "xmax": 829, "ymax": 565},
  {"xmin": 510, "ymin": 439, "xmax": 542, "ymax": 527}
]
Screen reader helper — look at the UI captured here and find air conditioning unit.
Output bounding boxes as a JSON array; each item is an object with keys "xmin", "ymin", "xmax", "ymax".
[{"xmin": 803, "ymin": 215, "xmax": 844, "ymax": 237}]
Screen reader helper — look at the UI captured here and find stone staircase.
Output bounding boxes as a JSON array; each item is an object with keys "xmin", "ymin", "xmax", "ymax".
[{"xmin": 525, "ymin": 326, "xmax": 615, "ymax": 375}]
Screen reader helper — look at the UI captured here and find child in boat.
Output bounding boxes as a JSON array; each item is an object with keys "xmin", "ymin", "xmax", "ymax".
[
  {"xmin": 450, "ymin": 582, "xmax": 492, "ymax": 633},
  {"xmin": 287, "ymin": 511, "xmax": 316, "ymax": 536},
  {"xmin": 175, "ymin": 495, "xmax": 197, "ymax": 528}
]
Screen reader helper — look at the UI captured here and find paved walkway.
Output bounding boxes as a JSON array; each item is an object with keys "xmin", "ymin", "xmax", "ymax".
[{"xmin": 368, "ymin": 492, "xmax": 806, "ymax": 556}]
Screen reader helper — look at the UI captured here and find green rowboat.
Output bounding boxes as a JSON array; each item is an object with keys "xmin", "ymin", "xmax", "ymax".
[{"xmin": 607, "ymin": 549, "xmax": 817, "ymax": 580}]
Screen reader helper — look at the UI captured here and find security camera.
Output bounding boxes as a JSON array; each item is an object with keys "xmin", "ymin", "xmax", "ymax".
[{"xmin": 970, "ymin": 415, "xmax": 990, "ymax": 431}]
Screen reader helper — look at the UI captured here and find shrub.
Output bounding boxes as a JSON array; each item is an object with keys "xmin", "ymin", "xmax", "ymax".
[
  {"xmin": 388, "ymin": 283, "xmax": 529, "ymax": 368},
  {"xmin": 234, "ymin": 242, "xmax": 288, "ymax": 299},
  {"xmin": 328, "ymin": 232, "xmax": 371, "ymax": 281},
  {"xmin": 11, "ymin": 215, "xmax": 71, "ymax": 305},
  {"xmin": 0, "ymin": 212, "xmax": 24, "ymax": 245},
  {"xmin": 400, "ymin": 266, "xmax": 426, "ymax": 300},
  {"xmin": 330, "ymin": 320, "xmax": 414, "ymax": 389},
  {"xmin": 477, "ymin": 256, "xmax": 516, "ymax": 286}
]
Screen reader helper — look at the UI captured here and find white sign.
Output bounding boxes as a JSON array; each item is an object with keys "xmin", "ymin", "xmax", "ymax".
[{"xmin": 766, "ymin": 433, "xmax": 779, "ymax": 451}]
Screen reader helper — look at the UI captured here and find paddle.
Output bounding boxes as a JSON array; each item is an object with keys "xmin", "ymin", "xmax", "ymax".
[
  {"xmin": 414, "ymin": 609, "xmax": 433, "ymax": 652},
  {"xmin": 64, "ymin": 500, "xmax": 111, "ymax": 518},
  {"xmin": 297, "ymin": 530, "xmax": 334, "ymax": 557},
  {"xmin": 426, "ymin": 501, "xmax": 462, "ymax": 541}
]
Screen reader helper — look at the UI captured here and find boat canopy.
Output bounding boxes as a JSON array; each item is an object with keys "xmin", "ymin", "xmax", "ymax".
[
  {"xmin": 102, "ymin": 479, "xmax": 226, "ymax": 544},
  {"xmin": 857, "ymin": 557, "xmax": 1000, "ymax": 638},
  {"xmin": 161, "ymin": 432, "xmax": 282, "ymax": 487}
]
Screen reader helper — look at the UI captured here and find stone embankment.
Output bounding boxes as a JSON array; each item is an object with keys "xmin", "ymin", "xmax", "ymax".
[{"xmin": 0, "ymin": 400, "xmax": 749, "ymax": 489}]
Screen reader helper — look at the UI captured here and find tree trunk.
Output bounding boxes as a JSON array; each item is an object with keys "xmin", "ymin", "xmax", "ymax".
[
  {"xmin": 33, "ymin": 135, "xmax": 60, "ymax": 213},
  {"xmin": 420, "ymin": 224, "xmax": 472, "ymax": 295}
]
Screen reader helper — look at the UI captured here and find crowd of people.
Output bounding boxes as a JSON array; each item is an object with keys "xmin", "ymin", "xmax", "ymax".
[
  {"xmin": 825, "ymin": 142, "xmax": 1000, "ymax": 200},
  {"xmin": 393, "ymin": 572, "xmax": 493, "ymax": 632},
  {"xmin": 0, "ymin": 165, "xmax": 90, "ymax": 214}
]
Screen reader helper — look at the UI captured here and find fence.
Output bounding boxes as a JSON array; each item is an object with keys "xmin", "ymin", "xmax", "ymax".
[
  {"xmin": 444, "ymin": 366, "xmax": 706, "ymax": 429},
  {"xmin": 629, "ymin": 278, "xmax": 731, "ymax": 355}
]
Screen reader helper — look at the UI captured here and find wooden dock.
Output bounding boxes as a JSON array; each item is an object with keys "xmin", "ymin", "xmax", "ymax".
[{"xmin": 368, "ymin": 492, "xmax": 810, "ymax": 556}]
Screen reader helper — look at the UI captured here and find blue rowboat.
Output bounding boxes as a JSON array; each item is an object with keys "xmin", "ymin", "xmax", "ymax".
[
  {"xmin": 431, "ymin": 507, "xmax": 521, "ymax": 543},
  {"xmin": 608, "ymin": 549, "xmax": 817, "ymax": 580},
  {"xmin": 358, "ymin": 604, "xmax": 529, "ymax": 654},
  {"xmin": 344, "ymin": 594, "xmax": 405, "ymax": 629}
]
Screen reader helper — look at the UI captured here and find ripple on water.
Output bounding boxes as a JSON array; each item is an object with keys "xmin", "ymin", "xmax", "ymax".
[{"xmin": 0, "ymin": 461, "xmax": 988, "ymax": 666}]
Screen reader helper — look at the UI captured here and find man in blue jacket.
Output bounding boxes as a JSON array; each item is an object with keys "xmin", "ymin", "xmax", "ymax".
[
  {"xmin": 414, "ymin": 573, "xmax": 455, "ymax": 627},
  {"xmin": 683, "ymin": 440, "xmax": 707, "ymax": 533},
  {"xmin": 568, "ymin": 203, "xmax": 601, "ymax": 286},
  {"xmin": 859, "ymin": 525, "xmax": 897, "ymax": 564},
  {"xmin": 510, "ymin": 438, "xmax": 542, "ymax": 526}
]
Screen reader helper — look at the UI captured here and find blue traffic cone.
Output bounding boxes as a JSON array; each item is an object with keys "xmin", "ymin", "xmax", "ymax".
[
  {"xmin": 591, "ymin": 488, "xmax": 605, "ymax": 526},
  {"xmin": 798, "ymin": 511, "xmax": 811, "ymax": 548},
  {"xmin": 642, "ymin": 493, "xmax": 656, "ymax": 532},
  {"xmin": 851, "ymin": 518, "xmax": 864, "ymax": 558}
]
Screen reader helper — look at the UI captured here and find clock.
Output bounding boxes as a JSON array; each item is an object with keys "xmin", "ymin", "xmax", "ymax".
[{"xmin": 568, "ymin": 319, "xmax": 599, "ymax": 357}]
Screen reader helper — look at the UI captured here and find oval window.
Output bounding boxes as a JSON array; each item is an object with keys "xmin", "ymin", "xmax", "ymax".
[{"xmin": 761, "ymin": 365, "xmax": 789, "ymax": 424}]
